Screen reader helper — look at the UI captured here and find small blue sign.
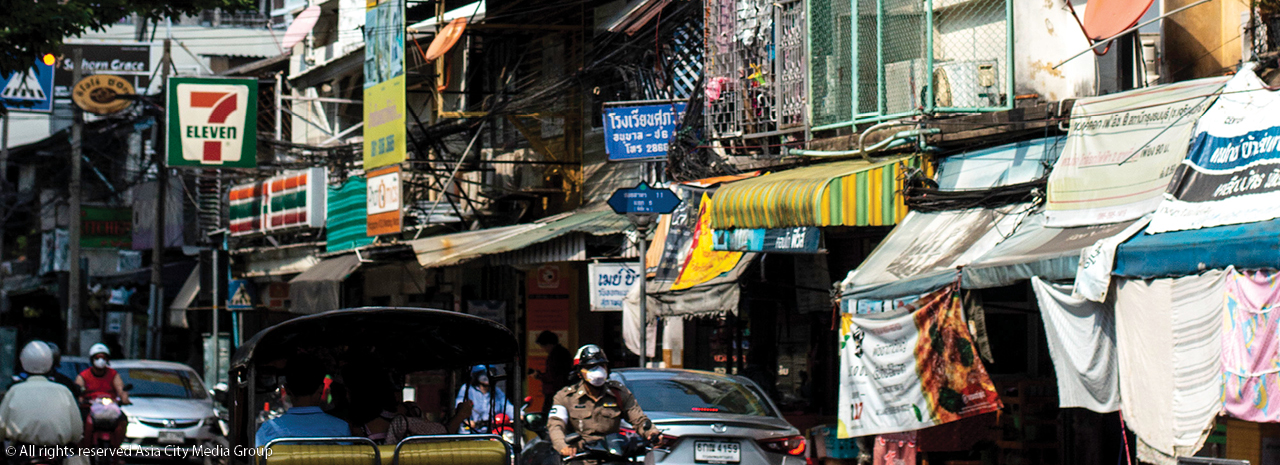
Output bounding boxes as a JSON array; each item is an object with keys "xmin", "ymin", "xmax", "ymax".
[
  {"xmin": 1, "ymin": 62, "xmax": 55, "ymax": 113},
  {"xmin": 712, "ymin": 227, "xmax": 822, "ymax": 253},
  {"xmin": 227, "ymin": 279, "xmax": 256, "ymax": 310},
  {"xmin": 608, "ymin": 182, "xmax": 681, "ymax": 214},
  {"xmin": 603, "ymin": 102, "xmax": 687, "ymax": 161}
]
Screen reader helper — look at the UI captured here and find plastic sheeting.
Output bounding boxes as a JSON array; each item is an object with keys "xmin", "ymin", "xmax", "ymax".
[
  {"xmin": 1030, "ymin": 277, "xmax": 1120, "ymax": 413},
  {"xmin": 1113, "ymin": 269, "xmax": 1227, "ymax": 465},
  {"xmin": 840, "ymin": 205, "xmax": 1032, "ymax": 301},
  {"xmin": 288, "ymin": 253, "xmax": 362, "ymax": 314},
  {"xmin": 962, "ymin": 212, "xmax": 1136, "ymax": 289}
]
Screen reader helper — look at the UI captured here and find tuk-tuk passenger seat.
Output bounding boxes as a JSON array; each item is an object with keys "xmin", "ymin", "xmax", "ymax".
[
  {"xmin": 391, "ymin": 436, "xmax": 512, "ymax": 465},
  {"xmin": 262, "ymin": 438, "xmax": 381, "ymax": 465}
]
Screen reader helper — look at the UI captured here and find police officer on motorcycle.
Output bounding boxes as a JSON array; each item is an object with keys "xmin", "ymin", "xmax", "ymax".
[{"xmin": 548, "ymin": 345, "xmax": 659, "ymax": 458}]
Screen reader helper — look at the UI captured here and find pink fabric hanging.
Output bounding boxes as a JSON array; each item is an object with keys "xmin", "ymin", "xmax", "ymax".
[{"xmin": 1222, "ymin": 269, "xmax": 1280, "ymax": 422}]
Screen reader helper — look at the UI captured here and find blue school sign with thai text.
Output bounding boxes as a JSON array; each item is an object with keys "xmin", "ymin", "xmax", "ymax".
[{"xmin": 604, "ymin": 102, "xmax": 687, "ymax": 161}]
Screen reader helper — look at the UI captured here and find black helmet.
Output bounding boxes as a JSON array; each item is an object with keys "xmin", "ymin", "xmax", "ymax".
[{"xmin": 573, "ymin": 344, "xmax": 608, "ymax": 369}]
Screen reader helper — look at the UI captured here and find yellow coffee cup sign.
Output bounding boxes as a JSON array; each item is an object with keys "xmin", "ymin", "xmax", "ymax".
[{"xmin": 71, "ymin": 75, "xmax": 135, "ymax": 115}]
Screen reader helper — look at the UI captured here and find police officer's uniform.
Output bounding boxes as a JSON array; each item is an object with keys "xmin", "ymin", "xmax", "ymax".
[{"xmin": 548, "ymin": 379, "xmax": 656, "ymax": 452}]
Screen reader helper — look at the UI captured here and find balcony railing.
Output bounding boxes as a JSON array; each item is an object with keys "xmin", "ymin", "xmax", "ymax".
[{"xmin": 808, "ymin": 0, "xmax": 1013, "ymax": 130}]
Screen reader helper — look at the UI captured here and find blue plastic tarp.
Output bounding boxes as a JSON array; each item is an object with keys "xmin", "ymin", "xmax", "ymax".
[{"xmin": 1114, "ymin": 218, "xmax": 1280, "ymax": 278}]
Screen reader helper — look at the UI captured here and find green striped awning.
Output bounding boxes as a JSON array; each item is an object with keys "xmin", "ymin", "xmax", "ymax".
[{"xmin": 709, "ymin": 155, "xmax": 926, "ymax": 230}]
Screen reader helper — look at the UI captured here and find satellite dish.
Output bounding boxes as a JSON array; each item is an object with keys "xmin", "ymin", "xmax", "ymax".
[
  {"xmin": 282, "ymin": 6, "xmax": 323, "ymax": 50},
  {"xmin": 1081, "ymin": 0, "xmax": 1154, "ymax": 41},
  {"xmin": 425, "ymin": 18, "xmax": 468, "ymax": 61}
]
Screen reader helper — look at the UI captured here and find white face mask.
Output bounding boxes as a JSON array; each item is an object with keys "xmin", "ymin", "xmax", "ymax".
[
  {"xmin": 585, "ymin": 367, "xmax": 607, "ymax": 387},
  {"xmin": 477, "ymin": 374, "xmax": 489, "ymax": 386},
  {"xmin": 93, "ymin": 358, "xmax": 108, "ymax": 369}
]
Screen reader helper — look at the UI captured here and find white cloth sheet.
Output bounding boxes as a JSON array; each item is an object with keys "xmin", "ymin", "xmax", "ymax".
[
  {"xmin": 1031, "ymin": 277, "xmax": 1120, "ymax": 413},
  {"xmin": 1114, "ymin": 269, "xmax": 1227, "ymax": 465}
]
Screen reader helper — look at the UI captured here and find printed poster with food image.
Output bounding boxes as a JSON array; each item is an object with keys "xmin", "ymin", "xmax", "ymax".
[{"xmin": 837, "ymin": 286, "xmax": 1002, "ymax": 438}]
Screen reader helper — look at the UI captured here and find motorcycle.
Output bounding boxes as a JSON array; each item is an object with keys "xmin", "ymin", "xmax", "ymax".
[
  {"xmin": 562, "ymin": 432, "xmax": 651, "ymax": 465},
  {"xmin": 84, "ymin": 397, "xmax": 123, "ymax": 465}
]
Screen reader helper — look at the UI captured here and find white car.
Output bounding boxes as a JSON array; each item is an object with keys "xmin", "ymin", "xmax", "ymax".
[{"xmin": 106, "ymin": 360, "xmax": 224, "ymax": 455}]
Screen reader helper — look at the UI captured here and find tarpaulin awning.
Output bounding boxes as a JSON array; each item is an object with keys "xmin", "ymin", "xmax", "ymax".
[
  {"xmin": 411, "ymin": 209, "xmax": 630, "ymax": 269},
  {"xmin": 962, "ymin": 212, "xmax": 1137, "ymax": 289},
  {"xmin": 840, "ymin": 204, "xmax": 1033, "ymax": 301},
  {"xmin": 288, "ymin": 253, "xmax": 362, "ymax": 314},
  {"xmin": 709, "ymin": 155, "xmax": 922, "ymax": 230},
  {"xmin": 1114, "ymin": 218, "xmax": 1280, "ymax": 278},
  {"xmin": 168, "ymin": 267, "xmax": 201, "ymax": 328}
]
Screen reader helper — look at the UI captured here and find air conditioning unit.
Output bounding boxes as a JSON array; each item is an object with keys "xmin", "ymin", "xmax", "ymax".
[
  {"xmin": 933, "ymin": 60, "xmax": 1000, "ymax": 109},
  {"xmin": 885, "ymin": 58, "xmax": 927, "ymax": 114}
]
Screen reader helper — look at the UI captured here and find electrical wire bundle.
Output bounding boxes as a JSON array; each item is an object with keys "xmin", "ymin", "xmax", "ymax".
[{"xmin": 901, "ymin": 168, "xmax": 1047, "ymax": 212}]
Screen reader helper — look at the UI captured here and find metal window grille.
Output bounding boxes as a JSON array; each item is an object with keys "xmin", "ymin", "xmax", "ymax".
[
  {"xmin": 704, "ymin": 0, "xmax": 808, "ymax": 140},
  {"xmin": 807, "ymin": 0, "xmax": 1012, "ymax": 131}
]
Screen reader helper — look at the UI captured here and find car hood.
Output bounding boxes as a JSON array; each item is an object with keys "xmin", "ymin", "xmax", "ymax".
[
  {"xmin": 643, "ymin": 412, "xmax": 795, "ymax": 432},
  {"xmin": 121, "ymin": 397, "xmax": 214, "ymax": 420}
]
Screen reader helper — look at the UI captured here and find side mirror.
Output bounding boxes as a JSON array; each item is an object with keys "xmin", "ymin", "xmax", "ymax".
[
  {"xmin": 524, "ymin": 413, "xmax": 547, "ymax": 432},
  {"xmin": 123, "ymin": 383, "xmax": 134, "ymax": 392}
]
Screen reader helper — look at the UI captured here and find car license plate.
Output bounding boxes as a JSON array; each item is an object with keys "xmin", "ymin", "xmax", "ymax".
[
  {"xmin": 694, "ymin": 442, "xmax": 740, "ymax": 463},
  {"xmin": 158, "ymin": 431, "xmax": 184, "ymax": 444}
]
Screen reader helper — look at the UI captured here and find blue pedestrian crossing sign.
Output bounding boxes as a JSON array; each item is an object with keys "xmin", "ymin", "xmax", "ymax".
[
  {"xmin": 2, "ymin": 61, "xmax": 55, "ymax": 113},
  {"xmin": 227, "ymin": 280, "xmax": 256, "ymax": 310},
  {"xmin": 608, "ymin": 182, "xmax": 681, "ymax": 214}
]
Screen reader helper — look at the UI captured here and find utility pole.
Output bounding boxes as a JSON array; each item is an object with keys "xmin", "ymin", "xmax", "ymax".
[
  {"xmin": 146, "ymin": 39, "xmax": 172, "ymax": 360},
  {"xmin": 67, "ymin": 48, "xmax": 83, "ymax": 355}
]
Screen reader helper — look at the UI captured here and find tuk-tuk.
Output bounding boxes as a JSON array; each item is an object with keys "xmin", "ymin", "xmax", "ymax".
[{"xmin": 228, "ymin": 307, "xmax": 521, "ymax": 465}]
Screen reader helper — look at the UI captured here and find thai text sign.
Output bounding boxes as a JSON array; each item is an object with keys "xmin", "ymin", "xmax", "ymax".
[
  {"xmin": 837, "ymin": 286, "xmax": 1002, "ymax": 438},
  {"xmin": 167, "ymin": 77, "xmax": 258, "ymax": 168},
  {"xmin": 1149, "ymin": 67, "xmax": 1280, "ymax": 233},
  {"xmin": 711, "ymin": 227, "xmax": 820, "ymax": 253},
  {"xmin": 366, "ymin": 166, "xmax": 402, "ymax": 236},
  {"xmin": 604, "ymin": 102, "xmax": 686, "ymax": 161},
  {"xmin": 363, "ymin": 0, "xmax": 406, "ymax": 169},
  {"xmin": 588, "ymin": 262, "xmax": 638, "ymax": 311},
  {"xmin": 1046, "ymin": 77, "xmax": 1226, "ymax": 227}
]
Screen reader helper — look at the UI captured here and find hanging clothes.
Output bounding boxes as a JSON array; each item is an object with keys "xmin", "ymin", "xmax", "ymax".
[
  {"xmin": 1030, "ymin": 277, "xmax": 1120, "ymax": 413},
  {"xmin": 1114, "ymin": 269, "xmax": 1228, "ymax": 465},
  {"xmin": 1222, "ymin": 269, "xmax": 1280, "ymax": 422}
]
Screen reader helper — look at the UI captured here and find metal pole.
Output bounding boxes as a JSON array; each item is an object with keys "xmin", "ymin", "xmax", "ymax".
[
  {"xmin": 67, "ymin": 48, "xmax": 84, "ymax": 355},
  {"xmin": 637, "ymin": 221, "xmax": 648, "ymax": 368},
  {"xmin": 211, "ymin": 231, "xmax": 222, "ymax": 387},
  {"xmin": 274, "ymin": 72, "xmax": 283, "ymax": 141},
  {"xmin": 1, "ymin": 110, "xmax": 9, "ymax": 266},
  {"xmin": 147, "ymin": 39, "xmax": 172, "ymax": 360}
]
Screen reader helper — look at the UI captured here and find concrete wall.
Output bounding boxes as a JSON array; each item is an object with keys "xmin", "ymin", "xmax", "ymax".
[{"xmin": 1161, "ymin": 0, "xmax": 1248, "ymax": 82}]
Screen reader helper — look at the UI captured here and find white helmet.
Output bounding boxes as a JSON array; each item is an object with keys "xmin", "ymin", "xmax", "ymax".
[
  {"xmin": 20, "ymin": 341, "xmax": 53, "ymax": 375},
  {"xmin": 89, "ymin": 343, "xmax": 110, "ymax": 358}
]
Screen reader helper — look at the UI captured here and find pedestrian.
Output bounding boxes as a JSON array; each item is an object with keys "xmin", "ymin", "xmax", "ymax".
[
  {"xmin": 533, "ymin": 331, "xmax": 571, "ymax": 415},
  {"xmin": 255, "ymin": 354, "xmax": 350, "ymax": 447}
]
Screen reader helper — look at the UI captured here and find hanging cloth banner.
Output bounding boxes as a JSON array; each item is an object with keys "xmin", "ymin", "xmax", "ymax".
[
  {"xmin": 1030, "ymin": 277, "xmax": 1120, "ymax": 413},
  {"xmin": 1148, "ymin": 65, "xmax": 1280, "ymax": 233},
  {"xmin": 1046, "ymin": 76, "xmax": 1227, "ymax": 227},
  {"xmin": 837, "ymin": 286, "xmax": 1002, "ymax": 438},
  {"xmin": 1222, "ymin": 268, "xmax": 1280, "ymax": 422}
]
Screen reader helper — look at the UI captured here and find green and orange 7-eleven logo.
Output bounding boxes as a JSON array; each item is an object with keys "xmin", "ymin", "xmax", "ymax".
[{"xmin": 167, "ymin": 77, "xmax": 257, "ymax": 168}]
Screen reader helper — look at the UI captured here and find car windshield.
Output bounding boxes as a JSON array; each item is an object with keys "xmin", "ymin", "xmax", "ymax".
[
  {"xmin": 117, "ymin": 368, "xmax": 207, "ymax": 399},
  {"xmin": 627, "ymin": 375, "xmax": 774, "ymax": 416}
]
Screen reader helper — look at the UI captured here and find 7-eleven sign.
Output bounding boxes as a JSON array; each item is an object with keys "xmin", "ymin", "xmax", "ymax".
[{"xmin": 167, "ymin": 77, "xmax": 257, "ymax": 168}]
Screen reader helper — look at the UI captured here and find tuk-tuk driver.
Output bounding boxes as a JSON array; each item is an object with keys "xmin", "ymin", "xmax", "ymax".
[
  {"xmin": 255, "ymin": 354, "xmax": 350, "ymax": 447},
  {"xmin": 548, "ymin": 345, "xmax": 660, "ymax": 457}
]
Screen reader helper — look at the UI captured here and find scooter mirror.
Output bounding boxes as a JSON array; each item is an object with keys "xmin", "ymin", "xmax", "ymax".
[
  {"xmin": 524, "ymin": 413, "xmax": 546, "ymax": 432},
  {"xmin": 123, "ymin": 383, "xmax": 134, "ymax": 392}
]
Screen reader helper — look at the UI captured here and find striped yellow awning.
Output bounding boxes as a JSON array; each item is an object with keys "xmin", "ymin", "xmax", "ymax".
[{"xmin": 709, "ymin": 155, "xmax": 928, "ymax": 230}]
